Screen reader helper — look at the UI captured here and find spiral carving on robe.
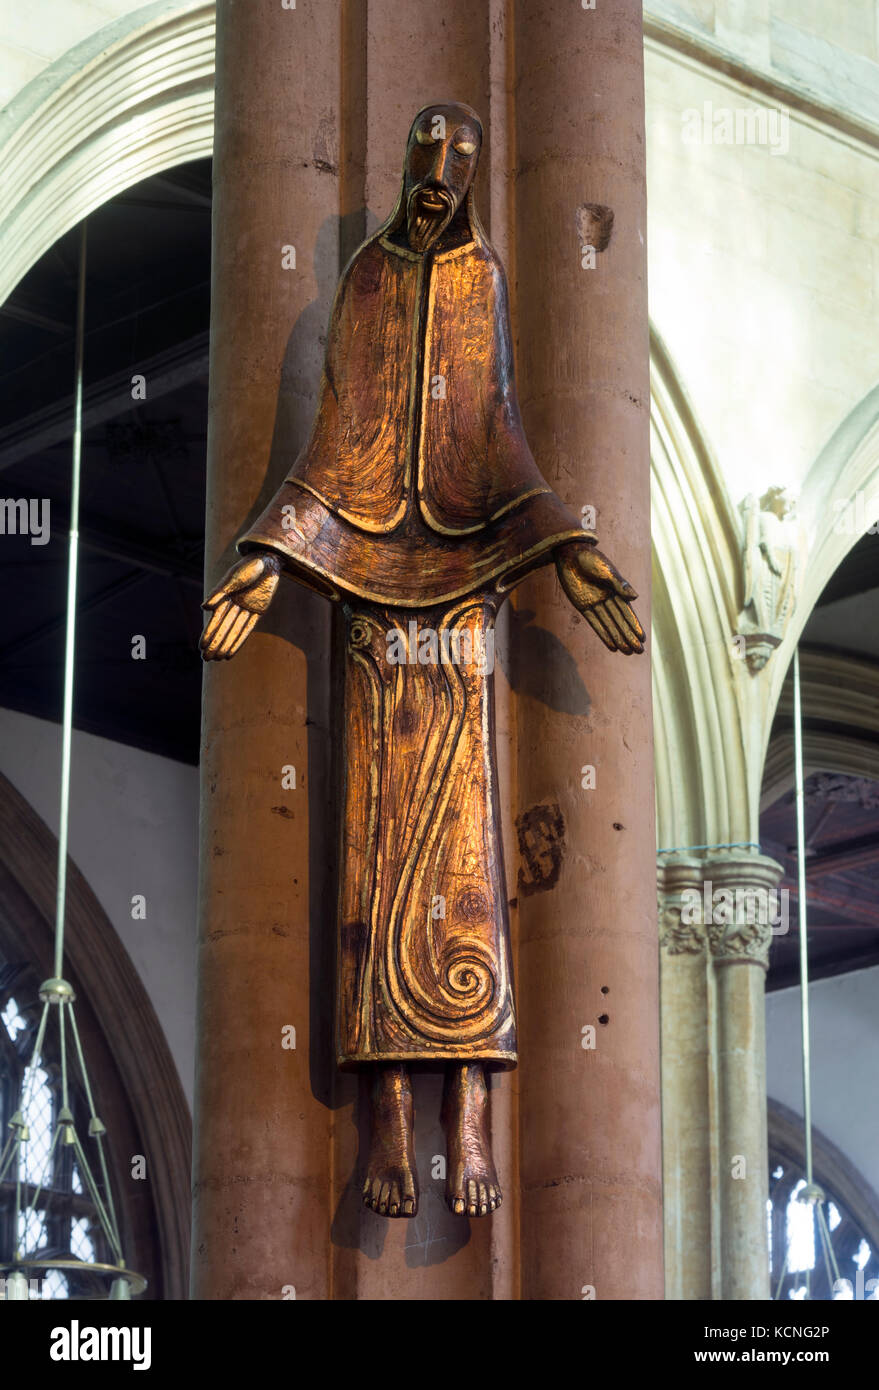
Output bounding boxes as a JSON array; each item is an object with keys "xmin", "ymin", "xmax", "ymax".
[{"xmin": 336, "ymin": 599, "xmax": 516, "ymax": 1067}]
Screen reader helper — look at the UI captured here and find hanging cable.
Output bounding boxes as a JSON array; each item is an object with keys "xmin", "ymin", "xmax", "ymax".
[
  {"xmin": 793, "ymin": 647, "xmax": 814, "ymax": 1187},
  {"xmin": 0, "ymin": 218, "xmax": 146, "ymax": 1300},
  {"xmin": 53, "ymin": 221, "xmax": 87, "ymax": 978},
  {"xmin": 774, "ymin": 646, "xmax": 838, "ymax": 1301}
]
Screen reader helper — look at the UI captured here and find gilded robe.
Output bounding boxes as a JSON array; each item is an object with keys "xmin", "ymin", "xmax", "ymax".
[{"xmin": 239, "ymin": 193, "xmax": 592, "ymax": 1067}]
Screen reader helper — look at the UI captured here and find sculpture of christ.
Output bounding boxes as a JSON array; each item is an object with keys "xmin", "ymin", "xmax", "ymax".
[{"xmin": 200, "ymin": 102, "xmax": 644, "ymax": 1220}]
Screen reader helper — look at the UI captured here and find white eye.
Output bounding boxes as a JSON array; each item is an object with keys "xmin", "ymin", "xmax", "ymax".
[
  {"xmin": 453, "ymin": 138, "xmax": 477, "ymax": 155},
  {"xmin": 415, "ymin": 128, "xmax": 438, "ymax": 145}
]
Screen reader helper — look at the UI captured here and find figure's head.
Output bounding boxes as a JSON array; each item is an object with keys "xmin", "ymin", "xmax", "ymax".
[
  {"xmin": 760, "ymin": 485, "xmax": 795, "ymax": 520},
  {"xmin": 401, "ymin": 102, "xmax": 483, "ymax": 252}
]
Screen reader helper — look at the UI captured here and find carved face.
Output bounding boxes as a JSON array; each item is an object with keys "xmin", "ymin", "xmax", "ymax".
[{"xmin": 403, "ymin": 103, "xmax": 482, "ymax": 252}]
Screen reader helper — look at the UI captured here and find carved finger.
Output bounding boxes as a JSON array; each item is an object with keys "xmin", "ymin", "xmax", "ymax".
[
  {"xmin": 202, "ymin": 587, "xmax": 230, "ymax": 613},
  {"xmin": 589, "ymin": 603, "xmax": 629, "ymax": 652},
  {"xmin": 594, "ymin": 601, "xmax": 635, "ymax": 654},
  {"xmin": 583, "ymin": 608, "xmax": 617, "ymax": 651},
  {"xmin": 211, "ymin": 603, "xmax": 244, "ymax": 652},
  {"xmin": 201, "ymin": 598, "xmax": 231, "ymax": 644},
  {"xmin": 608, "ymin": 597, "xmax": 645, "ymax": 649},
  {"xmin": 201, "ymin": 608, "xmax": 233, "ymax": 654},
  {"xmin": 220, "ymin": 608, "xmax": 256, "ymax": 657},
  {"xmin": 200, "ymin": 612, "xmax": 234, "ymax": 660},
  {"xmin": 223, "ymin": 611, "xmax": 259, "ymax": 658},
  {"xmin": 610, "ymin": 595, "xmax": 645, "ymax": 643}
]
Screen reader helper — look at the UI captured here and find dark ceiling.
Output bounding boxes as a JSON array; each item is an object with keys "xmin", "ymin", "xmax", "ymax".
[
  {"xmin": 0, "ymin": 160, "xmax": 211, "ymax": 765},
  {"xmin": 763, "ymin": 767, "xmax": 879, "ymax": 990},
  {"xmin": 763, "ymin": 540, "xmax": 879, "ymax": 991}
]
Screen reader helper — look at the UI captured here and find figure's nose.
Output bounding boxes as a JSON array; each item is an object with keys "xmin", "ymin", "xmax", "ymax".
[{"xmin": 426, "ymin": 142, "xmax": 455, "ymax": 188}]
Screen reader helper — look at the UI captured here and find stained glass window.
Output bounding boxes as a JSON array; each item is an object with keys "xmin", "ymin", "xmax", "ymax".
[{"xmin": 769, "ymin": 1150, "xmax": 879, "ymax": 1300}]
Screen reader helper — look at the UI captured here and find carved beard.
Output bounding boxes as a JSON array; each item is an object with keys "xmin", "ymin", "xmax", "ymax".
[{"xmin": 406, "ymin": 186, "xmax": 456, "ymax": 253}]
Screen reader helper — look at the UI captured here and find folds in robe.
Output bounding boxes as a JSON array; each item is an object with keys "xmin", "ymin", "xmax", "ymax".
[
  {"xmin": 238, "ymin": 189, "xmax": 592, "ymax": 605},
  {"xmin": 337, "ymin": 600, "xmax": 516, "ymax": 1068},
  {"xmin": 235, "ymin": 169, "xmax": 594, "ymax": 1070}
]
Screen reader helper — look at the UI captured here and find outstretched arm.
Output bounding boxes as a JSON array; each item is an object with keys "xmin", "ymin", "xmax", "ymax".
[
  {"xmin": 555, "ymin": 542, "xmax": 645, "ymax": 655},
  {"xmin": 200, "ymin": 552, "xmax": 281, "ymax": 661}
]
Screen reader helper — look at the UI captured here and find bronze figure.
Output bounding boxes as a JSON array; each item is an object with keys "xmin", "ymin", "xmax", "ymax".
[{"xmin": 200, "ymin": 102, "xmax": 644, "ymax": 1220}]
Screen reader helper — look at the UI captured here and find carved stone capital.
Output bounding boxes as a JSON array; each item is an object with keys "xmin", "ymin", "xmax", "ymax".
[
  {"xmin": 657, "ymin": 851, "xmax": 785, "ymax": 970},
  {"xmin": 707, "ymin": 915, "xmax": 774, "ymax": 968},
  {"xmin": 657, "ymin": 855, "xmax": 710, "ymax": 958},
  {"xmin": 659, "ymin": 902, "xmax": 706, "ymax": 956}
]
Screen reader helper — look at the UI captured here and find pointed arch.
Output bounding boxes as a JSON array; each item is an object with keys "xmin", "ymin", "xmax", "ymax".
[
  {"xmin": 763, "ymin": 384, "xmax": 879, "ymax": 732},
  {"xmin": 0, "ymin": 0, "xmax": 215, "ymax": 306},
  {"xmin": 650, "ymin": 325, "xmax": 751, "ymax": 850}
]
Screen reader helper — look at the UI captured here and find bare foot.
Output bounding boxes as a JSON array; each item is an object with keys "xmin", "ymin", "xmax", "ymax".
[
  {"xmin": 442, "ymin": 1062, "xmax": 502, "ymax": 1217},
  {"xmin": 362, "ymin": 1064, "xmax": 418, "ymax": 1218}
]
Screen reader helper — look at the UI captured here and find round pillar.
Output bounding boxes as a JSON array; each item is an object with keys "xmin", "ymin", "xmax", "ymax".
[
  {"xmin": 511, "ymin": 0, "xmax": 663, "ymax": 1300},
  {"xmin": 191, "ymin": 0, "xmax": 341, "ymax": 1300},
  {"xmin": 658, "ymin": 857, "xmax": 715, "ymax": 1300},
  {"xmin": 707, "ymin": 853, "xmax": 783, "ymax": 1301}
]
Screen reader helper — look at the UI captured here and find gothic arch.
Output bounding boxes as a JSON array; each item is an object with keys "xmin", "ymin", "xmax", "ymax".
[
  {"xmin": 0, "ymin": 0, "xmax": 215, "ymax": 306},
  {"xmin": 0, "ymin": 771, "xmax": 190, "ymax": 1299},
  {"xmin": 650, "ymin": 325, "xmax": 751, "ymax": 850},
  {"xmin": 763, "ymin": 384, "xmax": 879, "ymax": 750}
]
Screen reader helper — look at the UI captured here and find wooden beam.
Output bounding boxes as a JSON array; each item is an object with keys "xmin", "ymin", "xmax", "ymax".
[{"xmin": 0, "ymin": 332, "xmax": 209, "ymax": 472}]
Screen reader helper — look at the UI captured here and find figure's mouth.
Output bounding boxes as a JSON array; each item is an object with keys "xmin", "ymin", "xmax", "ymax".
[
  {"xmin": 418, "ymin": 189, "xmax": 449, "ymax": 212},
  {"xmin": 406, "ymin": 185, "xmax": 456, "ymax": 252}
]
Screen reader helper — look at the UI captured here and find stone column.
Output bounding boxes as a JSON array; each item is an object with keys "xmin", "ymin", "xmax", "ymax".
[
  {"xmin": 191, "ymin": 0, "xmax": 341, "ymax": 1300},
  {"xmin": 658, "ymin": 849, "xmax": 784, "ymax": 1301},
  {"xmin": 707, "ymin": 853, "xmax": 784, "ymax": 1302},
  {"xmin": 511, "ymin": 0, "xmax": 663, "ymax": 1300},
  {"xmin": 329, "ymin": 0, "xmax": 510, "ymax": 1303},
  {"xmin": 658, "ymin": 857, "xmax": 714, "ymax": 1301},
  {"xmin": 195, "ymin": 0, "xmax": 662, "ymax": 1302}
]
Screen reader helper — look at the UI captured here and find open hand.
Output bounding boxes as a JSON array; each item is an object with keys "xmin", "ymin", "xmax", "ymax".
[
  {"xmin": 555, "ymin": 544, "xmax": 645, "ymax": 655},
  {"xmin": 200, "ymin": 552, "xmax": 281, "ymax": 661}
]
